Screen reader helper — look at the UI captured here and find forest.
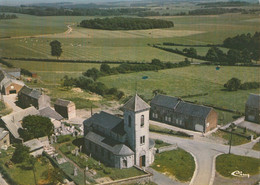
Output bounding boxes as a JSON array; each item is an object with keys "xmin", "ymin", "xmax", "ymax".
[{"xmin": 79, "ymin": 17, "xmax": 174, "ymax": 30}]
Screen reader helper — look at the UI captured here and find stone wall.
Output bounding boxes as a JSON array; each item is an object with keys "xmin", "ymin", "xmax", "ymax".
[{"xmin": 157, "ymin": 144, "xmax": 178, "ymax": 153}]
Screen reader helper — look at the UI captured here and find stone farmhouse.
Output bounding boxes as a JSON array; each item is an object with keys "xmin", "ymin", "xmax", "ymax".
[
  {"xmin": 84, "ymin": 94, "xmax": 155, "ymax": 169},
  {"xmin": 18, "ymin": 86, "xmax": 50, "ymax": 109},
  {"xmin": 245, "ymin": 94, "xmax": 260, "ymax": 124},
  {"xmin": 54, "ymin": 99, "xmax": 76, "ymax": 120},
  {"xmin": 150, "ymin": 94, "xmax": 218, "ymax": 133},
  {"xmin": 0, "ymin": 128, "xmax": 10, "ymax": 149},
  {"xmin": 0, "ymin": 70, "xmax": 24, "ymax": 95}
]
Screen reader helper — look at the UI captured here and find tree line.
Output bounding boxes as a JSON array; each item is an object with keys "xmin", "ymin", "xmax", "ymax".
[
  {"xmin": 153, "ymin": 32, "xmax": 260, "ymax": 65},
  {"xmin": 0, "ymin": 59, "xmax": 33, "ymax": 77},
  {"xmin": 83, "ymin": 59, "xmax": 190, "ymax": 80},
  {"xmin": 0, "ymin": 13, "xmax": 17, "ymax": 20},
  {"xmin": 0, "ymin": 6, "xmax": 156, "ymax": 17},
  {"xmin": 224, "ymin": 78, "xmax": 260, "ymax": 91},
  {"xmin": 79, "ymin": 17, "xmax": 174, "ymax": 30}
]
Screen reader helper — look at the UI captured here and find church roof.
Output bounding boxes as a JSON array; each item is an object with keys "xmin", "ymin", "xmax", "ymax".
[
  {"xmin": 85, "ymin": 131, "xmax": 134, "ymax": 156},
  {"xmin": 122, "ymin": 94, "xmax": 150, "ymax": 112},
  {"xmin": 84, "ymin": 111, "xmax": 123, "ymax": 131}
]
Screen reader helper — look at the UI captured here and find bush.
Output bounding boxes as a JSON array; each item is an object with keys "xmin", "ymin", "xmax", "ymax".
[
  {"xmin": 103, "ymin": 168, "xmax": 112, "ymax": 174},
  {"xmin": 57, "ymin": 135, "xmax": 73, "ymax": 143},
  {"xmin": 155, "ymin": 139, "xmax": 163, "ymax": 145}
]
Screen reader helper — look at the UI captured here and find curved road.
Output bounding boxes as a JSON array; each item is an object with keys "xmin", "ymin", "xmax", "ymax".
[{"xmin": 150, "ymin": 133, "xmax": 259, "ymax": 185}]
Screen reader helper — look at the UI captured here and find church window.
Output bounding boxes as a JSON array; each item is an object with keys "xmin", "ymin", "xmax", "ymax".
[
  {"xmin": 128, "ymin": 115, "xmax": 131, "ymax": 127},
  {"xmin": 140, "ymin": 136, "xmax": 145, "ymax": 145},
  {"xmin": 141, "ymin": 115, "xmax": 144, "ymax": 127}
]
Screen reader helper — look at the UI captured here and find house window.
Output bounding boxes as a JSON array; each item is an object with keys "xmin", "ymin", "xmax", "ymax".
[
  {"xmin": 168, "ymin": 116, "xmax": 171, "ymax": 122},
  {"xmin": 4, "ymin": 140, "xmax": 7, "ymax": 144},
  {"xmin": 152, "ymin": 112, "xmax": 158, "ymax": 118},
  {"xmin": 141, "ymin": 115, "xmax": 144, "ymax": 127},
  {"xmin": 176, "ymin": 119, "xmax": 179, "ymax": 124},
  {"xmin": 128, "ymin": 115, "xmax": 131, "ymax": 127},
  {"xmin": 140, "ymin": 136, "xmax": 145, "ymax": 145}
]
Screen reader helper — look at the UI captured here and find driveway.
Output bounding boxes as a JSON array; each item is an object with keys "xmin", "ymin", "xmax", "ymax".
[{"xmin": 150, "ymin": 133, "xmax": 259, "ymax": 185}]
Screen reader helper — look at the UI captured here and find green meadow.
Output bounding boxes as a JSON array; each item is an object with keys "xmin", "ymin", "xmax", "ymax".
[
  {"xmin": 1, "ymin": 13, "xmax": 259, "ymax": 62},
  {"xmin": 98, "ymin": 65, "xmax": 259, "ymax": 113}
]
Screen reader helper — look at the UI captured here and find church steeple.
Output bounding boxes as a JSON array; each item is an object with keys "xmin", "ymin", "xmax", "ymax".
[{"xmin": 123, "ymin": 94, "xmax": 150, "ymax": 167}]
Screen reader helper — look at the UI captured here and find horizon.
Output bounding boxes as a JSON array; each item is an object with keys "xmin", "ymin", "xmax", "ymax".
[{"xmin": 0, "ymin": 0, "xmax": 141, "ymax": 6}]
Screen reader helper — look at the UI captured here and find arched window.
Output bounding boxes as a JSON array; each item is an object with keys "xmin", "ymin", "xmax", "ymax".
[
  {"xmin": 141, "ymin": 115, "xmax": 144, "ymax": 127},
  {"xmin": 128, "ymin": 115, "xmax": 131, "ymax": 127}
]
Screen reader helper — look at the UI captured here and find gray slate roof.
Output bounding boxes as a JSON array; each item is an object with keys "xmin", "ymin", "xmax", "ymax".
[
  {"xmin": 246, "ymin": 94, "xmax": 260, "ymax": 109},
  {"xmin": 151, "ymin": 94, "xmax": 212, "ymax": 119},
  {"xmin": 150, "ymin": 94, "xmax": 180, "ymax": 109},
  {"xmin": 122, "ymin": 94, "xmax": 150, "ymax": 112},
  {"xmin": 23, "ymin": 138, "xmax": 43, "ymax": 152},
  {"xmin": 1, "ymin": 107, "xmax": 39, "ymax": 139},
  {"xmin": 85, "ymin": 131, "xmax": 134, "ymax": 156},
  {"xmin": 0, "ymin": 128, "xmax": 9, "ymax": 140},
  {"xmin": 0, "ymin": 70, "xmax": 24, "ymax": 89},
  {"xmin": 85, "ymin": 111, "xmax": 123, "ymax": 131},
  {"xmin": 39, "ymin": 106, "xmax": 63, "ymax": 121},
  {"xmin": 19, "ymin": 86, "xmax": 41, "ymax": 99},
  {"xmin": 175, "ymin": 101, "xmax": 212, "ymax": 119},
  {"xmin": 55, "ymin": 99, "xmax": 72, "ymax": 107}
]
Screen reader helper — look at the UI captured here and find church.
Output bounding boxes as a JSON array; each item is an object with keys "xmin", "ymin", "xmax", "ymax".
[{"xmin": 83, "ymin": 94, "xmax": 155, "ymax": 169}]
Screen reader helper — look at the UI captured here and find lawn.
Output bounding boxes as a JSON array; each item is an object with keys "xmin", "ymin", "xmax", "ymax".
[
  {"xmin": 154, "ymin": 139, "xmax": 171, "ymax": 148},
  {"xmin": 216, "ymin": 154, "xmax": 260, "ymax": 177},
  {"xmin": 151, "ymin": 149, "xmax": 195, "ymax": 182},
  {"xmin": 99, "ymin": 65, "xmax": 259, "ymax": 113},
  {"xmin": 0, "ymin": 148, "xmax": 52, "ymax": 185},
  {"xmin": 252, "ymin": 142, "xmax": 260, "ymax": 151},
  {"xmin": 212, "ymin": 130, "xmax": 250, "ymax": 146}
]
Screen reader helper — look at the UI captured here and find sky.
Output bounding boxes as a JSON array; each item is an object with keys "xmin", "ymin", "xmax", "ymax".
[{"xmin": 0, "ymin": 0, "xmax": 140, "ymax": 6}]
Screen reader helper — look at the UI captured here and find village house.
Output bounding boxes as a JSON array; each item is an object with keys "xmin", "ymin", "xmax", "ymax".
[
  {"xmin": 150, "ymin": 94, "xmax": 218, "ymax": 133},
  {"xmin": 54, "ymin": 99, "xmax": 76, "ymax": 120},
  {"xmin": 0, "ymin": 128, "xmax": 10, "ymax": 149},
  {"xmin": 0, "ymin": 70, "xmax": 24, "ymax": 95},
  {"xmin": 245, "ymin": 94, "xmax": 260, "ymax": 124},
  {"xmin": 0, "ymin": 107, "xmax": 39, "ymax": 142},
  {"xmin": 84, "ymin": 94, "xmax": 155, "ymax": 169},
  {"xmin": 18, "ymin": 85, "xmax": 50, "ymax": 109}
]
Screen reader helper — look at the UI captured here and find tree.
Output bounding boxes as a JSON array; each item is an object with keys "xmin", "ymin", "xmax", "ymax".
[
  {"xmin": 100, "ymin": 64, "xmax": 111, "ymax": 74},
  {"xmin": 19, "ymin": 115, "xmax": 54, "ymax": 141},
  {"xmin": 50, "ymin": 40, "xmax": 62, "ymax": 59},
  {"xmin": 224, "ymin": 78, "xmax": 241, "ymax": 91},
  {"xmin": 83, "ymin": 68, "xmax": 100, "ymax": 81},
  {"xmin": 11, "ymin": 144, "xmax": 30, "ymax": 164}
]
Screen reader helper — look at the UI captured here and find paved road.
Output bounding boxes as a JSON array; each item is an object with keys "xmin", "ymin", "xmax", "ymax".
[
  {"xmin": 150, "ymin": 133, "xmax": 259, "ymax": 185},
  {"xmin": 147, "ymin": 167, "xmax": 188, "ymax": 185}
]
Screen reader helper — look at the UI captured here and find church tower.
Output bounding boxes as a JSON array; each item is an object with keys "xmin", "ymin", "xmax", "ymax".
[{"xmin": 123, "ymin": 94, "xmax": 151, "ymax": 167}]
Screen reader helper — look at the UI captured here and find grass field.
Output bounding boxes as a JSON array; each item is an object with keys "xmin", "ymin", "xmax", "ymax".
[
  {"xmin": 1, "ymin": 13, "xmax": 259, "ymax": 62},
  {"xmin": 0, "ymin": 148, "xmax": 51, "ymax": 185},
  {"xmin": 216, "ymin": 154, "xmax": 260, "ymax": 177},
  {"xmin": 99, "ymin": 65, "xmax": 259, "ymax": 113},
  {"xmin": 252, "ymin": 142, "xmax": 260, "ymax": 151},
  {"xmin": 212, "ymin": 130, "xmax": 250, "ymax": 146},
  {"xmin": 151, "ymin": 149, "xmax": 195, "ymax": 182}
]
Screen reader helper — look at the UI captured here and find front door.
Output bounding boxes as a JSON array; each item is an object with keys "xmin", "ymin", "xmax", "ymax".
[
  {"xmin": 139, "ymin": 155, "xmax": 146, "ymax": 167},
  {"xmin": 9, "ymin": 90, "xmax": 16, "ymax": 94}
]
